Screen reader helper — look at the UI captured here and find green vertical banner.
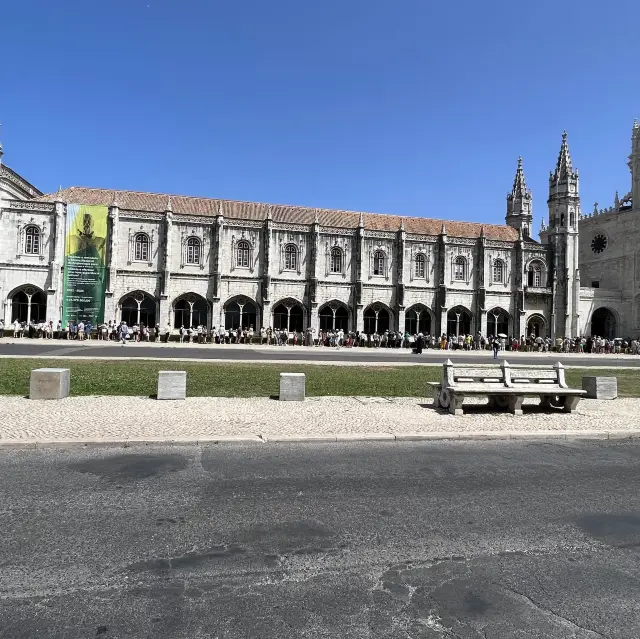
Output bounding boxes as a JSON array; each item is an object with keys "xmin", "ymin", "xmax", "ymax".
[{"xmin": 62, "ymin": 204, "xmax": 109, "ymax": 325}]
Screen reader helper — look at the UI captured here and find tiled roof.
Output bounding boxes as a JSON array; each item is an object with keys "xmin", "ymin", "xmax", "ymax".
[{"xmin": 39, "ymin": 186, "xmax": 519, "ymax": 241}]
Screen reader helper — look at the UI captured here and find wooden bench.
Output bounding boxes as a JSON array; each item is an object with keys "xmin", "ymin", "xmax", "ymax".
[{"xmin": 428, "ymin": 359, "xmax": 586, "ymax": 416}]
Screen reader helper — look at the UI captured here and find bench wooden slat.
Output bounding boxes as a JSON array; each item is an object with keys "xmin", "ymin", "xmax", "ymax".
[{"xmin": 510, "ymin": 368, "xmax": 558, "ymax": 379}]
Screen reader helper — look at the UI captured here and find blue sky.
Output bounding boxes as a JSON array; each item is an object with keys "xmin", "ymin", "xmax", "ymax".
[{"xmin": 1, "ymin": 0, "xmax": 637, "ymax": 230}]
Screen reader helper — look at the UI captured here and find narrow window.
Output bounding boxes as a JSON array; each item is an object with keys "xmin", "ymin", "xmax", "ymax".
[
  {"xmin": 415, "ymin": 254, "xmax": 425, "ymax": 278},
  {"xmin": 373, "ymin": 251, "xmax": 385, "ymax": 276},
  {"xmin": 236, "ymin": 241, "xmax": 250, "ymax": 268},
  {"xmin": 186, "ymin": 237, "xmax": 201, "ymax": 264},
  {"xmin": 330, "ymin": 247, "xmax": 343, "ymax": 273},
  {"xmin": 134, "ymin": 233, "xmax": 149, "ymax": 261},
  {"xmin": 284, "ymin": 244, "xmax": 297, "ymax": 270},
  {"xmin": 492, "ymin": 259, "xmax": 504, "ymax": 283},
  {"xmin": 24, "ymin": 226, "xmax": 41, "ymax": 254},
  {"xmin": 454, "ymin": 256, "xmax": 466, "ymax": 281}
]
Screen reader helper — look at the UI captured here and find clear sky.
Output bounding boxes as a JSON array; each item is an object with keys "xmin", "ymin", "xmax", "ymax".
[{"xmin": 1, "ymin": 0, "xmax": 637, "ymax": 230}]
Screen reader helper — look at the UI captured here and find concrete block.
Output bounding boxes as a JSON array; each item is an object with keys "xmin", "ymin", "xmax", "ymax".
[
  {"xmin": 279, "ymin": 372, "xmax": 305, "ymax": 401},
  {"xmin": 157, "ymin": 370, "xmax": 187, "ymax": 400},
  {"xmin": 29, "ymin": 368, "xmax": 70, "ymax": 400},
  {"xmin": 581, "ymin": 376, "xmax": 617, "ymax": 400}
]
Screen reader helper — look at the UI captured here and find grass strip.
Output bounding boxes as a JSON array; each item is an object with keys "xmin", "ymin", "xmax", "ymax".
[{"xmin": 0, "ymin": 359, "xmax": 639, "ymax": 398}]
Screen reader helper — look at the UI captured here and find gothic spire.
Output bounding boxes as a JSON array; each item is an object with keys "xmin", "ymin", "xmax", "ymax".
[
  {"xmin": 165, "ymin": 195, "xmax": 172, "ymax": 212},
  {"xmin": 554, "ymin": 130, "xmax": 573, "ymax": 180},
  {"xmin": 358, "ymin": 211, "xmax": 364, "ymax": 228},
  {"xmin": 440, "ymin": 222, "xmax": 447, "ymax": 235},
  {"xmin": 313, "ymin": 208, "xmax": 319, "ymax": 224},
  {"xmin": 399, "ymin": 217, "xmax": 405, "ymax": 231},
  {"xmin": 266, "ymin": 204, "xmax": 272, "ymax": 221},
  {"xmin": 511, "ymin": 156, "xmax": 530, "ymax": 199}
]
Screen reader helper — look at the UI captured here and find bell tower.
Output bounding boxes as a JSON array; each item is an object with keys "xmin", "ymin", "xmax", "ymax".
[
  {"xmin": 548, "ymin": 131, "xmax": 581, "ymax": 338},
  {"xmin": 506, "ymin": 156, "xmax": 533, "ymax": 238}
]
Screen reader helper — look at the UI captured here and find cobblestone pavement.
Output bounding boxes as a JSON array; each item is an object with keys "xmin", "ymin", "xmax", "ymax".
[{"xmin": 1, "ymin": 395, "xmax": 638, "ymax": 442}]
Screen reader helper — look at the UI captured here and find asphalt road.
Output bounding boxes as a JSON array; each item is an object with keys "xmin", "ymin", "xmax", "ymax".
[
  {"xmin": 1, "ymin": 440, "xmax": 640, "ymax": 638},
  {"xmin": 1, "ymin": 340, "xmax": 639, "ymax": 367}
]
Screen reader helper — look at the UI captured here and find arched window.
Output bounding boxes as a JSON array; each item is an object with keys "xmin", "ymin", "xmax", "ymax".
[
  {"xmin": 284, "ymin": 244, "xmax": 297, "ymax": 271},
  {"xmin": 186, "ymin": 237, "xmax": 201, "ymax": 265},
  {"xmin": 527, "ymin": 261, "xmax": 544, "ymax": 287},
  {"xmin": 373, "ymin": 251, "xmax": 386, "ymax": 276},
  {"xmin": 330, "ymin": 247, "xmax": 343, "ymax": 273},
  {"xmin": 236, "ymin": 241, "xmax": 251, "ymax": 268},
  {"xmin": 173, "ymin": 295, "xmax": 208, "ymax": 329},
  {"xmin": 415, "ymin": 254, "xmax": 426, "ymax": 278},
  {"xmin": 134, "ymin": 233, "xmax": 149, "ymax": 262},
  {"xmin": 492, "ymin": 259, "xmax": 504, "ymax": 283},
  {"xmin": 224, "ymin": 299, "xmax": 258, "ymax": 330},
  {"xmin": 487, "ymin": 308, "xmax": 510, "ymax": 336},
  {"xmin": 24, "ymin": 226, "xmax": 41, "ymax": 254},
  {"xmin": 363, "ymin": 306, "xmax": 390, "ymax": 334},
  {"xmin": 447, "ymin": 307, "xmax": 472, "ymax": 336},
  {"xmin": 453, "ymin": 256, "xmax": 467, "ymax": 281}
]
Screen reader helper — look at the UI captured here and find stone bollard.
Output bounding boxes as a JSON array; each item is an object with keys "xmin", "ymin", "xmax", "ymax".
[
  {"xmin": 582, "ymin": 376, "xmax": 617, "ymax": 400},
  {"xmin": 279, "ymin": 373, "xmax": 305, "ymax": 401},
  {"xmin": 157, "ymin": 371, "xmax": 187, "ymax": 400},
  {"xmin": 30, "ymin": 368, "xmax": 70, "ymax": 400}
]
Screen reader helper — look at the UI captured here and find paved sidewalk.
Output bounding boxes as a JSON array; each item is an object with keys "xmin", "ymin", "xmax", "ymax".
[
  {"xmin": 1, "ymin": 336, "xmax": 637, "ymax": 358},
  {"xmin": 1, "ymin": 395, "xmax": 639, "ymax": 445}
]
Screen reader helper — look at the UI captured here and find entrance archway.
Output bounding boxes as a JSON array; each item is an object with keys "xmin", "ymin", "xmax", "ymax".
[
  {"xmin": 446, "ymin": 306, "xmax": 472, "ymax": 336},
  {"xmin": 487, "ymin": 307, "xmax": 510, "ymax": 337},
  {"xmin": 272, "ymin": 298, "xmax": 305, "ymax": 332},
  {"xmin": 120, "ymin": 292, "xmax": 156, "ymax": 327},
  {"xmin": 526, "ymin": 314, "xmax": 546, "ymax": 338},
  {"xmin": 10, "ymin": 287, "xmax": 47, "ymax": 324},
  {"xmin": 405, "ymin": 304, "xmax": 432, "ymax": 335},
  {"xmin": 173, "ymin": 294, "xmax": 208, "ymax": 329},
  {"xmin": 224, "ymin": 297, "xmax": 258, "ymax": 330},
  {"xmin": 319, "ymin": 302, "xmax": 349, "ymax": 331},
  {"xmin": 590, "ymin": 307, "xmax": 617, "ymax": 339},
  {"xmin": 363, "ymin": 304, "xmax": 391, "ymax": 334}
]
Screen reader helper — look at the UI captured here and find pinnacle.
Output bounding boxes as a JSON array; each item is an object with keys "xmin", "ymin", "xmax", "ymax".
[
  {"xmin": 554, "ymin": 130, "xmax": 573, "ymax": 179},
  {"xmin": 511, "ymin": 156, "xmax": 530, "ymax": 199}
]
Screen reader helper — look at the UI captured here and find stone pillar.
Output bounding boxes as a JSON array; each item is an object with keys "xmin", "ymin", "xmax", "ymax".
[
  {"xmin": 158, "ymin": 202, "xmax": 173, "ymax": 331},
  {"xmin": 440, "ymin": 308, "xmax": 448, "ymax": 336},
  {"xmin": 46, "ymin": 198, "xmax": 66, "ymax": 324},
  {"xmin": 107, "ymin": 201, "xmax": 119, "ymax": 294},
  {"xmin": 480, "ymin": 312, "xmax": 488, "ymax": 338},
  {"xmin": 212, "ymin": 207, "xmax": 224, "ymax": 302},
  {"xmin": 309, "ymin": 213, "xmax": 319, "ymax": 332},
  {"xmin": 262, "ymin": 206, "xmax": 272, "ymax": 326},
  {"xmin": 354, "ymin": 214, "xmax": 364, "ymax": 332}
]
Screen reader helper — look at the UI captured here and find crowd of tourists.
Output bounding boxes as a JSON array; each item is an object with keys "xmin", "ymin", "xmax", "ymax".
[{"xmin": 2, "ymin": 318, "xmax": 640, "ymax": 355}]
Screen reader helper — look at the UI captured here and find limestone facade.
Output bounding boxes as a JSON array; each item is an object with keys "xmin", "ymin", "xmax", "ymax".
[{"xmin": 0, "ymin": 125, "xmax": 637, "ymax": 339}]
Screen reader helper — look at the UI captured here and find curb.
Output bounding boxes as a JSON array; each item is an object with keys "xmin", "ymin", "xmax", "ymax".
[{"xmin": 1, "ymin": 429, "xmax": 640, "ymax": 449}]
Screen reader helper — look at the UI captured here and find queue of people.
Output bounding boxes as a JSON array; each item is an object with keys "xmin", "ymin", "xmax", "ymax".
[{"xmin": 3, "ymin": 318, "xmax": 640, "ymax": 355}]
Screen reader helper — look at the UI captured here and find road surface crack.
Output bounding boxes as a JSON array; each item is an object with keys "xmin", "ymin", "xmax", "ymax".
[{"xmin": 494, "ymin": 582, "xmax": 605, "ymax": 637}]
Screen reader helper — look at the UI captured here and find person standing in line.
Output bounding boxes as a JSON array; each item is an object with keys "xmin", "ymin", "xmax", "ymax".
[
  {"xmin": 492, "ymin": 336, "xmax": 500, "ymax": 360},
  {"xmin": 119, "ymin": 321, "xmax": 128, "ymax": 345}
]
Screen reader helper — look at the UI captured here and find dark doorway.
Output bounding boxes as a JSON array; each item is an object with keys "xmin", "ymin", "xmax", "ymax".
[{"xmin": 590, "ymin": 307, "xmax": 616, "ymax": 339}]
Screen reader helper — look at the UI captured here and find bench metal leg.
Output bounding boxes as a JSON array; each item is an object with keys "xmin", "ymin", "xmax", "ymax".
[
  {"xmin": 508, "ymin": 395, "xmax": 524, "ymax": 416},
  {"xmin": 562, "ymin": 396, "xmax": 581, "ymax": 413},
  {"xmin": 448, "ymin": 394, "xmax": 464, "ymax": 416}
]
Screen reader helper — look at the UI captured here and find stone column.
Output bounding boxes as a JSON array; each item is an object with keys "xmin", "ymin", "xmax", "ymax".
[
  {"xmin": 47, "ymin": 197, "xmax": 66, "ymax": 323},
  {"xmin": 440, "ymin": 308, "xmax": 448, "ymax": 336},
  {"xmin": 262, "ymin": 207, "xmax": 272, "ymax": 325},
  {"xmin": 354, "ymin": 214, "xmax": 364, "ymax": 332},
  {"xmin": 104, "ymin": 198, "xmax": 119, "ymax": 321},
  {"xmin": 396, "ymin": 221, "xmax": 405, "ymax": 332},
  {"xmin": 309, "ymin": 213, "xmax": 319, "ymax": 332},
  {"xmin": 158, "ymin": 202, "xmax": 173, "ymax": 330},
  {"xmin": 212, "ymin": 207, "xmax": 224, "ymax": 301}
]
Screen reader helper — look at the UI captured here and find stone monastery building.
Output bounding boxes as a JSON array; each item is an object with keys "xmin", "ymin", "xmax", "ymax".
[{"xmin": 1, "ymin": 123, "xmax": 639, "ymax": 339}]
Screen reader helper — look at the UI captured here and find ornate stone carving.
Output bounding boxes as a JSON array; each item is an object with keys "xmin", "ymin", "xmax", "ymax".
[
  {"xmin": 320, "ymin": 227, "xmax": 357, "ymax": 236},
  {"xmin": 120, "ymin": 210, "xmax": 164, "ymax": 221},
  {"xmin": 6, "ymin": 200, "xmax": 55, "ymax": 212},
  {"xmin": 272, "ymin": 223, "xmax": 311, "ymax": 232},
  {"xmin": 364, "ymin": 230, "xmax": 396, "ymax": 240},
  {"xmin": 406, "ymin": 233, "xmax": 437, "ymax": 242}
]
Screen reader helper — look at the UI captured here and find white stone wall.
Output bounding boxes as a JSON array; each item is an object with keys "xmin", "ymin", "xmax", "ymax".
[{"xmin": 1, "ymin": 198, "xmax": 561, "ymax": 336}]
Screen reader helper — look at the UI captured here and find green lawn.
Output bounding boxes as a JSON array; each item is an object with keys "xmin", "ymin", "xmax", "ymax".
[{"xmin": 1, "ymin": 358, "xmax": 639, "ymax": 398}]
